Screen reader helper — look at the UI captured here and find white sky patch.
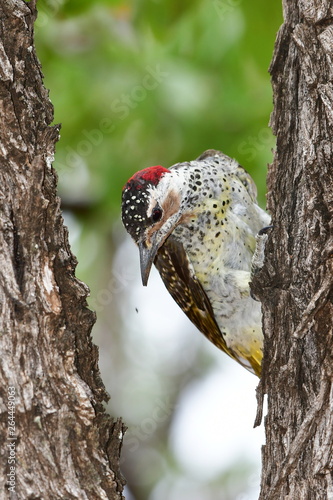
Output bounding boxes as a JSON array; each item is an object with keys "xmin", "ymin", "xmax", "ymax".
[{"xmin": 169, "ymin": 357, "xmax": 265, "ymax": 481}]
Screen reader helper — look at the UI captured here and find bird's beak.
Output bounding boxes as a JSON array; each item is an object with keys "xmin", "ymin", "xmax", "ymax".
[{"xmin": 139, "ymin": 239, "xmax": 159, "ymax": 286}]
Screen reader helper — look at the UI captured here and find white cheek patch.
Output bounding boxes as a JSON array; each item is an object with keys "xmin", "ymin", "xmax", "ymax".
[{"xmin": 146, "ymin": 192, "xmax": 158, "ymax": 218}]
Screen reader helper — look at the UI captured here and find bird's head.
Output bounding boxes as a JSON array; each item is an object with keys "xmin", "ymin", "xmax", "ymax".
[{"xmin": 122, "ymin": 165, "xmax": 186, "ymax": 286}]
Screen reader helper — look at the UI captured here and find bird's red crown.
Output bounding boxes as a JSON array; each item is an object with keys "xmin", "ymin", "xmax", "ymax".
[{"xmin": 123, "ymin": 165, "xmax": 170, "ymax": 191}]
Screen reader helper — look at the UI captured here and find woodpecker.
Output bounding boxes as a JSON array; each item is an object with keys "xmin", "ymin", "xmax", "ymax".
[{"xmin": 121, "ymin": 150, "xmax": 270, "ymax": 376}]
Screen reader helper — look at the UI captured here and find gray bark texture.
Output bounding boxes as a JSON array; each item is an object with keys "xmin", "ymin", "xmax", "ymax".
[
  {"xmin": 0, "ymin": 1, "xmax": 125, "ymax": 498},
  {"xmin": 252, "ymin": 1, "xmax": 333, "ymax": 499}
]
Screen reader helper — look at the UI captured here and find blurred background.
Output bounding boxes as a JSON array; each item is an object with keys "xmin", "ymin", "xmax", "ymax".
[{"xmin": 35, "ymin": 1, "xmax": 282, "ymax": 498}]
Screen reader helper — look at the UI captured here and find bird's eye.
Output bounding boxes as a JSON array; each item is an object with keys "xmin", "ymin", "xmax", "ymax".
[{"xmin": 152, "ymin": 206, "xmax": 163, "ymax": 223}]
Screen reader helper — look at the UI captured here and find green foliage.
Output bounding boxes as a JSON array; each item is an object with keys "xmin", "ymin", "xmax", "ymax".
[{"xmin": 36, "ymin": 0, "xmax": 282, "ymax": 217}]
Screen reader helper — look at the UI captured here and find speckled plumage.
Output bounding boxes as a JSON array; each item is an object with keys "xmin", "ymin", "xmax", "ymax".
[{"xmin": 122, "ymin": 150, "xmax": 270, "ymax": 376}]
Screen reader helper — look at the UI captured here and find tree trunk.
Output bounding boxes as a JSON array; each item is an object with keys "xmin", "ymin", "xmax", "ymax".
[
  {"xmin": 0, "ymin": 1, "xmax": 125, "ymax": 498},
  {"xmin": 252, "ymin": 1, "xmax": 333, "ymax": 499}
]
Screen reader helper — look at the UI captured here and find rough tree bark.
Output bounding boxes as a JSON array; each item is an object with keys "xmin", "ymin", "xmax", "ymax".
[
  {"xmin": 252, "ymin": 1, "xmax": 333, "ymax": 499},
  {"xmin": 0, "ymin": 1, "xmax": 125, "ymax": 498}
]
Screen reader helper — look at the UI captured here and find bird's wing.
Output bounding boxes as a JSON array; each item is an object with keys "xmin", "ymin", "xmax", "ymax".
[
  {"xmin": 154, "ymin": 235, "xmax": 226, "ymax": 348},
  {"xmin": 154, "ymin": 235, "xmax": 252, "ymax": 366}
]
